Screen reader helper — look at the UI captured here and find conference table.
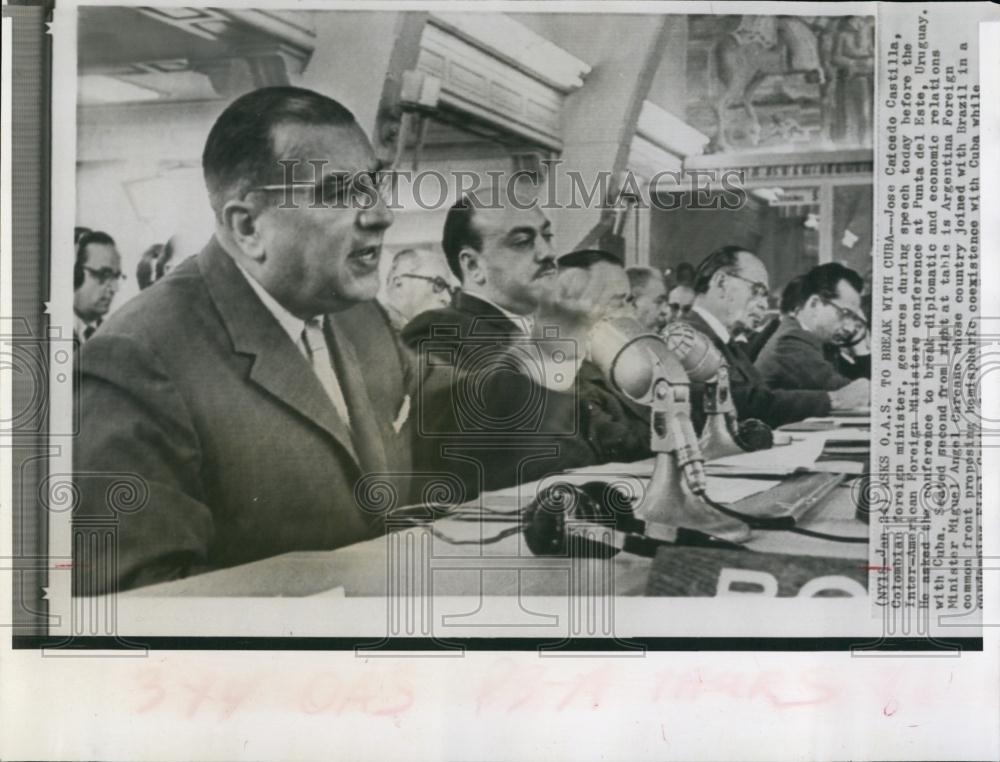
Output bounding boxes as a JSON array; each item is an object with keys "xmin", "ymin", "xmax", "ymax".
[{"xmin": 128, "ymin": 422, "xmax": 871, "ymax": 600}]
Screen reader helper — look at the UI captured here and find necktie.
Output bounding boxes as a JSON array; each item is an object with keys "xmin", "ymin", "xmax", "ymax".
[
  {"xmin": 82, "ymin": 324, "xmax": 96, "ymax": 341},
  {"xmin": 301, "ymin": 318, "xmax": 352, "ymax": 429},
  {"xmin": 727, "ymin": 338, "xmax": 753, "ymax": 369}
]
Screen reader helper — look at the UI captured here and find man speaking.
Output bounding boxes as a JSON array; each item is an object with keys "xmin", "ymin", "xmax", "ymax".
[{"xmin": 73, "ymin": 87, "xmax": 413, "ymax": 593}]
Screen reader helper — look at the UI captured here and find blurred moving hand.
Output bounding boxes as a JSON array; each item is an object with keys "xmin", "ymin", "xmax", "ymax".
[{"xmin": 828, "ymin": 377, "xmax": 870, "ymax": 410}]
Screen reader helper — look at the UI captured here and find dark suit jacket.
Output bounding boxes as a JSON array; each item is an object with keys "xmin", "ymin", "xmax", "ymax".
[
  {"xmin": 681, "ymin": 309, "xmax": 831, "ymax": 430},
  {"xmin": 74, "ymin": 238, "xmax": 415, "ymax": 593},
  {"xmin": 743, "ymin": 315, "xmax": 780, "ymax": 362},
  {"xmin": 755, "ymin": 315, "xmax": 856, "ymax": 392},
  {"xmin": 401, "ymin": 291, "xmax": 599, "ymax": 494},
  {"xmin": 577, "ymin": 360, "xmax": 651, "ymax": 464},
  {"xmin": 401, "ymin": 290, "xmax": 526, "ymax": 347}
]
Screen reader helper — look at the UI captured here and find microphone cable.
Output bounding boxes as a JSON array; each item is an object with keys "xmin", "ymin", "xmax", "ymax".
[{"xmin": 693, "ymin": 489, "xmax": 868, "ymax": 544}]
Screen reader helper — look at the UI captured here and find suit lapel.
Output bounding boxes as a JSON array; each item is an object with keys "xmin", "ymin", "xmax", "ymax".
[
  {"xmin": 684, "ymin": 310, "xmax": 753, "ymax": 384},
  {"xmin": 325, "ymin": 314, "xmax": 388, "ymax": 475},
  {"xmin": 684, "ymin": 310, "xmax": 730, "ymax": 359},
  {"xmin": 455, "ymin": 292, "xmax": 524, "ymax": 336},
  {"xmin": 198, "ymin": 239, "xmax": 360, "ymax": 467}
]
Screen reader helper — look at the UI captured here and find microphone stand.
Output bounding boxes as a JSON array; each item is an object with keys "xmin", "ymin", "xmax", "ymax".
[
  {"xmin": 636, "ymin": 363, "xmax": 752, "ymax": 545},
  {"xmin": 698, "ymin": 366, "xmax": 745, "ymax": 461}
]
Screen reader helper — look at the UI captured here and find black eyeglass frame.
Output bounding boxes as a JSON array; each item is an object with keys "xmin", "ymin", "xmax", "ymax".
[
  {"xmin": 82, "ymin": 266, "xmax": 126, "ymax": 285},
  {"xmin": 722, "ymin": 271, "xmax": 770, "ymax": 300},
  {"xmin": 816, "ymin": 294, "xmax": 868, "ymax": 329},
  {"xmin": 395, "ymin": 273, "xmax": 456, "ymax": 296},
  {"xmin": 242, "ymin": 169, "xmax": 396, "ymax": 210}
]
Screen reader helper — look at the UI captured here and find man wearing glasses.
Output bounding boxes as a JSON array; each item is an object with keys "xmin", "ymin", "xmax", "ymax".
[
  {"xmin": 378, "ymin": 248, "xmax": 458, "ymax": 331},
  {"xmin": 665, "ymin": 283, "xmax": 695, "ymax": 326},
  {"xmin": 73, "ymin": 230, "xmax": 123, "ymax": 343},
  {"xmin": 755, "ymin": 262, "xmax": 873, "ymax": 392},
  {"xmin": 74, "ymin": 86, "xmax": 411, "ymax": 593},
  {"xmin": 682, "ymin": 246, "xmax": 869, "ymax": 431}
]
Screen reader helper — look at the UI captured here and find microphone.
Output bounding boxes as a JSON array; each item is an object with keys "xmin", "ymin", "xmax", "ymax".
[
  {"xmin": 587, "ymin": 317, "xmax": 750, "ymax": 543},
  {"xmin": 660, "ymin": 320, "xmax": 724, "ymax": 384},
  {"xmin": 661, "ymin": 322, "xmax": 773, "ymax": 458},
  {"xmin": 589, "ymin": 317, "xmax": 707, "ymax": 493}
]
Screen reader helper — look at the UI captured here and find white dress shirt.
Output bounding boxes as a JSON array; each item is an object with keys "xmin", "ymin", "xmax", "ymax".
[
  {"xmin": 691, "ymin": 304, "xmax": 731, "ymax": 344},
  {"xmin": 74, "ymin": 314, "xmax": 100, "ymax": 342},
  {"xmin": 468, "ymin": 291, "xmax": 534, "ymax": 335},
  {"xmin": 236, "ymin": 263, "xmax": 351, "ymax": 428}
]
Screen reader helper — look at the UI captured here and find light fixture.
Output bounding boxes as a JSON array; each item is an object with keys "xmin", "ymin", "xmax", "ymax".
[{"xmin": 78, "ymin": 75, "xmax": 161, "ymax": 104}]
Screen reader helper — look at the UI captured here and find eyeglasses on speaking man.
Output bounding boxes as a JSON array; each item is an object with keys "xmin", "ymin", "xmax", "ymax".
[
  {"xmin": 242, "ymin": 168, "xmax": 397, "ymax": 210},
  {"xmin": 82, "ymin": 266, "xmax": 126, "ymax": 285},
  {"xmin": 396, "ymin": 273, "xmax": 456, "ymax": 297}
]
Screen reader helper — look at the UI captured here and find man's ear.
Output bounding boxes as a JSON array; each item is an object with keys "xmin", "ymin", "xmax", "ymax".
[
  {"xmin": 459, "ymin": 247, "xmax": 485, "ymax": 286},
  {"xmin": 221, "ymin": 199, "xmax": 266, "ymax": 262}
]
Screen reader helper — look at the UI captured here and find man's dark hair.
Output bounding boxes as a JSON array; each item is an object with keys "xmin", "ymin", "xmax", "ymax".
[
  {"xmin": 202, "ymin": 86, "xmax": 358, "ymax": 218},
  {"xmin": 442, "ymin": 196, "xmax": 482, "ymax": 281},
  {"xmin": 779, "ymin": 275, "xmax": 805, "ymax": 314},
  {"xmin": 692, "ymin": 245, "xmax": 747, "ymax": 295},
  {"xmin": 558, "ymin": 249, "xmax": 624, "ymax": 270},
  {"xmin": 795, "ymin": 262, "xmax": 864, "ymax": 310},
  {"xmin": 75, "ymin": 230, "xmax": 117, "ymax": 290},
  {"xmin": 137, "ymin": 244, "xmax": 163, "ymax": 290},
  {"xmin": 136, "ymin": 238, "xmax": 176, "ymax": 290},
  {"xmin": 674, "ymin": 261, "xmax": 696, "ymax": 287},
  {"xmin": 625, "ymin": 265, "xmax": 660, "ymax": 293}
]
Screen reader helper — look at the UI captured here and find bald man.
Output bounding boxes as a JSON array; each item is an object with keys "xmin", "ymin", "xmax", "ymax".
[
  {"xmin": 625, "ymin": 266, "xmax": 669, "ymax": 333},
  {"xmin": 561, "ymin": 251, "xmax": 653, "ymax": 464},
  {"xmin": 378, "ymin": 248, "xmax": 458, "ymax": 331}
]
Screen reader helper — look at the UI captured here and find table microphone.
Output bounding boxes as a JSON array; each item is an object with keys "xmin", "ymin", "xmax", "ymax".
[
  {"xmin": 589, "ymin": 317, "xmax": 709, "ymax": 493},
  {"xmin": 587, "ymin": 317, "xmax": 750, "ymax": 542},
  {"xmin": 661, "ymin": 321, "xmax": 773, "ymax": 456}
]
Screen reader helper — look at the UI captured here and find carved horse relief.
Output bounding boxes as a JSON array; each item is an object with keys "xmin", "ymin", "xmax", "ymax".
[
  {"xmin": 708, "ymin": 15, "xmax": 874, "ymax": 152},
  {"xmin": 710, "ymin": 15, "xmax": 826, "ymax": 151}
]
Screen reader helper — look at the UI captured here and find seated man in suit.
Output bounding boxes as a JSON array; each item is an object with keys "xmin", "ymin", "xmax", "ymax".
[
  {"xmin": 378, "ymin": 247, "xmax": 458, "ymax": 331},
  {"xmin": 559, "ymin": 251, "xmax": 652, "ymax": 463},
  {"xmin": 625, "ymin": 266, "xmax": 669, "ymax": 333},
  {"xmin": 755, "ymin": 262, "xmax": 872, "ymax": 392},
  {"xmin": 682, "ymin": 246, "xmax": 869, "ymax": 431},
  {"xmin": 743, "ymin": 275, "xmax": 803, "ymax": 361},
  {"xmin": 74, "ymin": 86, "xmax": 415, "ymax": 594},
  {"xmin": 402, "ymin": 194, "xmax": 552, "ymax": 346},
  {"xmin": 402, "ymin": 195, "xmax": 611, "ymax": 494},
  {"xmin": 74, "ymin": 230, "xmax": 123, "ymax": 344}
]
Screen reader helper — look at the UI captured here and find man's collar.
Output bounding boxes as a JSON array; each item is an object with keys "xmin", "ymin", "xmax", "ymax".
[
  {"xmin": 377, "ymin": 296, "xmax": 410, "ymax": 332},
  {"xmin": 784, "ymin": 314, "xmax": 825, "ymax": 349},
  {"xmin": 484, "ymin": 298, "xmax": 531, "ymax": 334},
  {"xmin": 460, "ymin": 290, "xmax": 532, "ymax": 334},
  {"xmin": 691, "ymin": 304, "xmax": 730, "ymax": 344},
  {"xmin": 233, "ymin": 261, "xmax": 306, "ymax": 346},
  {"xmin": 74, "ymin": 313, "xmax": 98, "ymax": 338}
]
